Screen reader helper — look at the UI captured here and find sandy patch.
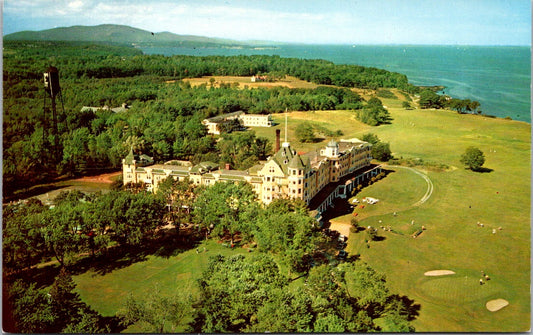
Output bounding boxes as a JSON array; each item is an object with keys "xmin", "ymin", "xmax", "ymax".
[
  {"xmin": 329, "ymin": 222, "xmax": 351, "ymax": 237},
  {"xmin": 73, "ymin": 171, "xmax": 121, "ymax": 184},
  {"xmin": 424, "ymin": 270, "xmax": 456, "ymax": 276},
  {"xmin": 486, "ymin": 299, "xmax": 509, "ymax": 312}
]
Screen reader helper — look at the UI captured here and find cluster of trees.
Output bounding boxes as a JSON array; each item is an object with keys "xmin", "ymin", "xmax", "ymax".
[
  {"xmin": 3, "ymin": 190, "xmax": 165, "ymax": 272},
  {"xmin": 295, "ymin": 122, "xmax": 344, "ymax": 143},
  {"xmin": 361, "ymin": 133, "xmax": 393, "ymax": 162},
  {"xmin": 217, "ymin": 131, "xmax": 271, "ymax": 170},
  {"xmin": 355, "ymin": 97, "xmax": 392, "ymax": 126},
  {"xmin": 190, "ymin": 182, "xmax": 319, "ymax": 274},
  {"xmin": 6, "ymin": 268, "xmax": 108, "ymax": 333},
  {"xmin": 418, "ymin": 89, "xmax": 481, "ymax": 113}
]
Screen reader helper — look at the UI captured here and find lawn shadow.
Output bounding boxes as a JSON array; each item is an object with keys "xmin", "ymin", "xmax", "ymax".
[
  {"xmin": 373, "ymin": 235, "xmax": 387, "ymax": 242},
  {"xmin": 101, "ymin": 315, "xmax": 127, "ymax": 333},
  {"xmin": 388, "ymin": 294, "xmax": 421, "ymax": 321},
  {"xmin": 4, "ymin": 184, "xmax": 65, "ymax": 203},
  {"xmin": 473, "ymin": 167, "xmax": 493, "ymax": 173},
  {"xmin": 321, "ymin": 197, "xmax": 354, "ymax": 222},
  {"xmin": 70, "ymin": 228, "xmax": 202, "ymax": 276},
  {"xmin": 69, "ymin": 245, "xmax": 149, "ymax": 276},
  {"xmin": 4, "ymin": 264, "xmax": 62, "ymax": 290},
  {"xmin": 307, "ymin": 137, "xmax": 326, "ymax": 143}
]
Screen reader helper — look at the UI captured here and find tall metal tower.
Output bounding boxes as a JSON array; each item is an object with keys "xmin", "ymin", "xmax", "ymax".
[{"xmin": 43, "ymin": 66, "xmax": 63, "ymax": 163}]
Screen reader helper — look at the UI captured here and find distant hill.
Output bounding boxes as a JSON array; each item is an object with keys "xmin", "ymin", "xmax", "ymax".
[{"xmin": 3, "ymin": 24, "xmax": 262, "ymax": 47}]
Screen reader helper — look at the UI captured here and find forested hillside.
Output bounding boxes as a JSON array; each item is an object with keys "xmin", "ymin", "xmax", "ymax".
[
  {"xmin": 3, "ymin": 24, "xmax": 245, "ymax": 47},
  {"xmin": 3, "ymin": 40, "xmax": 417, "ymax": 199}
]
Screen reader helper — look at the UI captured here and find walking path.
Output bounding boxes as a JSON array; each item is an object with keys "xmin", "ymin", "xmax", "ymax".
[{"xmin": 388, "ymin": 165, "xmax": 434, "ymax": 207}]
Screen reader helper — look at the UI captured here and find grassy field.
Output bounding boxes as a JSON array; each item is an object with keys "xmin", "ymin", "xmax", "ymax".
[
  {"xmin": 181, "ymin": 75, "xmax": 321, "ymax": 89},
  {"xmin": 69, "ymin": 87, "xmax": 529, "ymax": 332}
]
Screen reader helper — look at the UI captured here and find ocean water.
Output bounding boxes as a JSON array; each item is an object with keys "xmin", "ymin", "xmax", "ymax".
[{"xmin": 142, "ymin": 44, "xmax": 531, "ymax": 123}]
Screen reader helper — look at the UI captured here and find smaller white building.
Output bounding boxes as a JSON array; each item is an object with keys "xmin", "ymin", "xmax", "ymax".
[
  {"xmin": 240, "ymin": 114, "xmax": 272, "ymax": 127},
  {"xmin": 202, "ymin": 111, "xmax": 272, "ymax": 135}
]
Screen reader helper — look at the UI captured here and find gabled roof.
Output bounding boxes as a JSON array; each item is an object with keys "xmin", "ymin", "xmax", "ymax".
[
  {"xmin": 139, "ymin": 154, "xmax": 154, "ymax": 165},
  {"xmin": 219, "ymin": 175, "xmax": 246, "ymax": 182},
  {"xmin": 271, "ymin": 144, "xmax": 296, "ymax": 175},
  {"xmin": 248, "ymin": 164, "xmax": 264, "ymax": 175},
  {"xmin": 203, "ymin": 111, "xmax": 244, "ymax": 123},
  {"xmin": 288, "ymin": 154, "xmax": 308, "ymax": 170},
  {"xmin": 170, "ymin": 170, "xmax": 190, "ymax": 176},
  {"xmin": 190, "ymin": 161, "xmax": 218, "ymax": 174}
]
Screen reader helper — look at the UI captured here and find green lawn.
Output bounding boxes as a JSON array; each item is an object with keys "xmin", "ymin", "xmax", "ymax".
[
  {"xmin": 72, "ymin": 100, "xmax": 530, "ymax": 332},
  {"xmin": 73, "ymin": 239, "xmax": 249, "ymax": 317},
  {"xmin": 339, "ymin": 104, "xmax": 530, "ymax": 331}
]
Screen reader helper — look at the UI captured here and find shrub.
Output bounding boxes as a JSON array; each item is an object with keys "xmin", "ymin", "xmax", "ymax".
[{"xmin": 376, "ymin": 89, "xmax": 397, "ymax": 99}]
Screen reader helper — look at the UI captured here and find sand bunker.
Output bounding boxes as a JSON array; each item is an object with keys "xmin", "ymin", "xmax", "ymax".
[
  {"xmin": 424, "ymin": 270, "xmax": 456, "ymax": 276},
  {"xmin": 486, "ymin": 299, "xmax": 509, "ymax": 312}
]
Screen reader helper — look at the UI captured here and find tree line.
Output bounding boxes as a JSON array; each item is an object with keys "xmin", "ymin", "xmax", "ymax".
[
  {"xmin": 4, "ymin": 41, "xmax": 416, "ymax": 90},
  {"xmin": 418, "ymin": 89, "xmax": 481, "ymax": 113}
]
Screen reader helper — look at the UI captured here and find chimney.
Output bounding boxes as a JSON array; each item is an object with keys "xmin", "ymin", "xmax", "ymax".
[
  {"xmin": 225, "ymin": 163, "xmax": 231, "ymax": 170},
  {"xmin": 275, "ymin": 129, "xmax": 281, "ymax": 152}
]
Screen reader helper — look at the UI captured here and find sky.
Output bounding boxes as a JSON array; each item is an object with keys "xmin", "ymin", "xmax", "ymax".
[{"xmin": 2, "ymin": 0, "xmax": 531, "ymax": 45}]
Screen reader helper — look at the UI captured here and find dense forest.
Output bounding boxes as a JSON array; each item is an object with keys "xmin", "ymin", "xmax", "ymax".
[{"xmin": 3, "ymin": 40, "xmax": 419, "ymax": 199}]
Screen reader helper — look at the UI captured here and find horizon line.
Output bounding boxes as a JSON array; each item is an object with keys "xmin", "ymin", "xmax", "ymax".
[{"xmin": 4, "ymin": 23, "xmax": 531, "ymax": 48}]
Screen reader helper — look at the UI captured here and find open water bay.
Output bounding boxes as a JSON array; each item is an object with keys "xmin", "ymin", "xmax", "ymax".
[{"xmin": 142, "ymin": 44, "xmax": 531, "ymax": 123}]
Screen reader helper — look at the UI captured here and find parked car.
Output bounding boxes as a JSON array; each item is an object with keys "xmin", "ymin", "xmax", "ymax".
[{"xmin": 336, "ymin": 241, "xmax": 347, "ymax": 250}]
